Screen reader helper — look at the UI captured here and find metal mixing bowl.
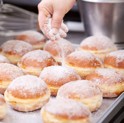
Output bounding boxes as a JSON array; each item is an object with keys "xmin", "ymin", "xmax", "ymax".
[{"xmin": 77, "ymin": 0, "xmax": 124, "ymax": 44}]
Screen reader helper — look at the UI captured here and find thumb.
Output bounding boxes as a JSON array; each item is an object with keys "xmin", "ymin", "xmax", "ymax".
[{"xmin": 51, "ymin": 11, "xmax": 65, "ymax": 31}]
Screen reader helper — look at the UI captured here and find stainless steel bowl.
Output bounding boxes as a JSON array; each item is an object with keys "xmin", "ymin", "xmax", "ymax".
[{"xmin": 77, "ymin": 0, "xmax": 124, "ymax": 44}]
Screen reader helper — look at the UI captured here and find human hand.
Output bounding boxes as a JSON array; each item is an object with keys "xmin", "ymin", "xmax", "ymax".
[{"xmin": 38, "ymin": 0, "xmax": 76, "ymax": 40}]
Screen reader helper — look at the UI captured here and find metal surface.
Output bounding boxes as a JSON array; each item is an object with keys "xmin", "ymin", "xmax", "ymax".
[
  {"xmin": 78, "ymin": 0, "xmax": 124, "ymax": 44},
  {"xmin": 0, "ymin": 93, "xmax": 123, "ymax": 123}
]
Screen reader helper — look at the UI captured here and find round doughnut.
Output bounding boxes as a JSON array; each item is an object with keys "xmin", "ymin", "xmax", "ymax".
[
  {"xmin": 18, "ymin": 50, "xmax": 57, "ymax": 76},
  {"xmin": 16, "ymin": 30, "xmax": 46, "ymax": 50},
  {"xmin": 104, "ymin": 50, "xmax": 124, "ymax": 75},
  {"xmin": 41, "ymin": 98, "xmax": 91, "ymax": 123},
  {"xmin": 40, "ymin": 66, "xmax": 81, "ymax": 96},
  {"xmin": 4, "ymin": 75, "xmax": 50, "ymax": 112},
  {"xmin": 57, "ymin": 80, "xmax": 103, "ymax": 112},
  {"xmin": 64, "ymin": 51, "xmax": 103, "ymax": 78},
  {"xmin": 79, "ymin": 35, "xmax": 117, "ymax": 60},
  {"xmin": 44, "ymin": 39, "xmax": 75, "ymax": 65},
  {"xmin": 86, "ymin": 68, "xmax": 124, "ymax": 97},
  {"xmin": 0, "ymin": 94, "xmax": 7, "ymax": 120},
  {"xmin": 0, "ymin": 63, "xmax": 24, "ymax": 94},
  {"xmin": 1, "ymin": 40, "xmax": 33, "ymax": 64},
  {"xmin": 0, "ymin": 55, "xmax": 9, "ymax": 63}
]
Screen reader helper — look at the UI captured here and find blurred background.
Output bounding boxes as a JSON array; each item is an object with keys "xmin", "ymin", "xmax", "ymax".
[{"xmin": 2, "ymin": 0, "xmax": 84, "ymax": 44}]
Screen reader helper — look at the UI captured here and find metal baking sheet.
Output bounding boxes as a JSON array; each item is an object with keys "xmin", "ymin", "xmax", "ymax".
[{"xmin": 0, "ymin": 93, "xmax": 123, "ymax": 123}]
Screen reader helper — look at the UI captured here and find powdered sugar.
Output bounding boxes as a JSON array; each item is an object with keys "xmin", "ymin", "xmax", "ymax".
[
  {"xmin": 95, "ymin": 68, "xmax": 123, "ymax": 84},
  {"xmin": 7, "ymin": 75, "xmax": 48, "ymax": 97},
  {"xmin": 58, "ymin": 80, "xmax": 102, "ymax": 98},
  {"xmin": 1, "ymin": 40, "xmax": 33, "ymax": 55},
  {"xmin": 0, "ymin": 63, "xmax": 24, "ymax": 80},
  {"xmin": 0, "ymin": 55, "xmax": 9, "ymax": 63},
  {"xmin": 44, "ymin": 38, "xmax": 75, "ymax": 57},
  {"xmin": 67, "ymin": 51, "xmax": 99, "ymax": 61},
  {"xmin": 21, "ymin": 50, "xmax": 52, "ymax": 62},
  {"xmin": 42, "ymin": 98, "xmax": 91, "ymax": 118},
  {"xmin": 40, "ymin": 66, "xmax": 80, "ymax": 82},
  {"xmin": 107, "ymin": 50, "xmax": 124, "ymax": 64},
  {"xmin": 80, "ymin": 35, "xmax": 115, "ymax": 50},
  {"xmin": 18, "ymin": 30, "xmax": 45, "ymax": 41}
]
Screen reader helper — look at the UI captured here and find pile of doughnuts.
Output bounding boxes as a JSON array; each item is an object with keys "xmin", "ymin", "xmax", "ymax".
[{"xmin": 0, "ymin": 33, "xmax": 124, "ymax": 123}]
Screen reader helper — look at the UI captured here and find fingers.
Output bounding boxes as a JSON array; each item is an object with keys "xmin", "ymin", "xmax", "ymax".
[
  {"xmin": 61, "ymin": 23, "xmax": 69, "ymax": 33},
  {"xmin": 51, "ymin": 11, "xmax": 64, "ymax": 31}
]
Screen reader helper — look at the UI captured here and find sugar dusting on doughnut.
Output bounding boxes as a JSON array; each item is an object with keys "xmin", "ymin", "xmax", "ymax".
[
  {"xmin": 107, "ymin": 50, "xmax": 124, "ymax": 65},
  {"xmin": 40, "ymin": 66, "xmax": 80, "ymax": 83},
  {"xmin": 43, "ymin": 98, "xmax": 91, "ymax": 118},
  {"xmin": 65, "ymin": 51, "xmax": 103, "ymax": 67},
  {"xmin": 58, "ymin": 80, "xmax": 102, "ymax": 98},
  {"xmin": 7, "ymin": 75, "xmax": 48, "ymax": 98},
  {"xmin": 1, "ymin": 40, "xmax": 33, "ymax": 55},
  {"xmin": 0, "ymin": 63, "xmax": 24, "ymax": 80},
  {"xmin": 17, "ymin": 30, "xmax": 45, "ymax": 41},
  {"xmin": 94, "ymin": 68, "xmax": 124, "ymax": 84},
  {"xmin": 80, "ymin": 35, "xmax": 116, "ymax": 50},
  {"xmin": 21, "ymin": 50, "xmax": 52, "ymax": 63}
]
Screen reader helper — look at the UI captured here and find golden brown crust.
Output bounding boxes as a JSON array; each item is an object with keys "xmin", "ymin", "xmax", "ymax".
[
  {"xmin": 86, "ymin": 68, "xmax": 124, "ymax": 97},
  {"xmin": 65, "ymin": 51, "xmax": 102, "ymax": 68},
  {"xmin": 7, "ymin": 88, "xmax": 48, "ymax": 99},
  {"xmin": 1, "ymin": 40, "xmax": 33, "ymax": 56},
  {"xmin": 104, "ymin": 56, "xmax": 124, "ymax": 68},
  {"xmin": 43, "ymin": 74, "xmax": 80, "ymax": 87},
  {"xmin": 6, "ymin": 75, "xmax": 50, "ymax": 99},
  {"xmin": 18, "ymin": 57, "xmax": 57, "ymax": 68},
  {"xmin": 16, "ymin": 35, "xmax": 45, "ymax": 44},
  {"xmin": 0, "ymin": 63, "xmax": 24, "ymax": 81},
  {"xmin": 15, "ymin": 31, "xmax": 46, "ymax": 45},
  {"xmin": 80, "ymin": 35, "xmax": 116, "ymax": 51}
]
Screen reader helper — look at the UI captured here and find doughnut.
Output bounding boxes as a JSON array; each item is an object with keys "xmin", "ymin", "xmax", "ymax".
[
  {"xmin": 0, "ymin": 94, "xmax": 7, "ymax": 120},
  {"xmin": 57, "ymin": 80, "xmax": 103, "ymax": 112},
  {"xmin": 79, "ymin": 35, "xmax": 117, "ymax": 60},
  {"xmin": 40, "ymin": 66, "xmax": 81, "ymax": 96},
  {"xmin": 41, "ymin": 98, "xmax": 91, "ymax": 123},
  {"xmin": 4, "ymin": 75, "xmax": 50, "ymax": 112},
  {"xmin": 0, "ymin": 54, "xmax": 9, "ymax": 63},
  {"xmin": 0, "ymin": 63, "xmax": 24, "ymax": 94},
  {"xmin": 18, "ymin": 50, "xmax": 57, "ymax": 76},
  {"xmin": 16, "ymin": 30, "xmax": 46, "ymax": 50},
  {"xmin": 44, "ymin": 39, "xmax": 75, "ymax": 65},
  {"xmin": 86, "ymin": 68, "xmax": 124, "ymax": 97},
  {"xmin": 64, "ymin": 51, "xmax": 103, "ymax": 78},
  {"xmin": 104, "ymin": 50, "xmax": 124, "ymax": 75},
  {"xmin": 1, "ymin": 40, "xmax": 33, "ymax": 64}
]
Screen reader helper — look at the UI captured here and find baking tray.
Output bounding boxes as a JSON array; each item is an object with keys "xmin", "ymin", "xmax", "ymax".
[
  {"xmin": 0, "ymin": 93, "xmax": 123, "ymax": 123},
  {"xmin": 0, "ymin": 4, "xmax": 124, "ymax": 123}
]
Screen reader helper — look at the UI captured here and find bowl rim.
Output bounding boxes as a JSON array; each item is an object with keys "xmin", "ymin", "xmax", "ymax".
[{"xmin": 80, "ymin": 0, "xmax": 124, "ymax": 3}]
